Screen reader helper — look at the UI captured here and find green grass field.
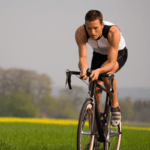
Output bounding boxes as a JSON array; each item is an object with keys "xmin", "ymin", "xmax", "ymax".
[{"xmin": 0, "ymin": 122, "xmax": 149, "ymax": 150}]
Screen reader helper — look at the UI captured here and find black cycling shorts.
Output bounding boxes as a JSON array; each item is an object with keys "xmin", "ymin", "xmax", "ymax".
[{"xmin": 91, "ymin": 47, "xmax": 128, "ymax": 80}]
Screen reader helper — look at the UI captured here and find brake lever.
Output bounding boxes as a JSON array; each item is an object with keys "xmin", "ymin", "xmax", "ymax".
[{"xmin": 65, "ymin": 69, "xmax": 70, "ymax": 86}]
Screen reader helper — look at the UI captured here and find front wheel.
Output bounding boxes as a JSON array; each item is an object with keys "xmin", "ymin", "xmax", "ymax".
[{"xmin": 77, "ymin": 98, "xmax": 97, "ymax": 150}]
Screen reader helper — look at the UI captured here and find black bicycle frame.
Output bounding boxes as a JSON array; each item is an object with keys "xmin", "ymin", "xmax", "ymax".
[{"xmin": 89, "ymin": 80, "xmax": 110, "ymax": 143}]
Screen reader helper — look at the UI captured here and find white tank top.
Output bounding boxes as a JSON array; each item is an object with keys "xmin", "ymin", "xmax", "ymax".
[{"xmin": 84, "ymin": 21, "xmax": 126, "ymax": 55}]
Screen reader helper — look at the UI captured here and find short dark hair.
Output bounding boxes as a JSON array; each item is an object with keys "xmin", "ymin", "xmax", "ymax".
[{"xmin": 85, "ymin": 10, "xmax": 103, "ymax": 24}]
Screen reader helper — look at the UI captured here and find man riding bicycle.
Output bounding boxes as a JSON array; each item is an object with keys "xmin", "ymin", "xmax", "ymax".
[{"xmin": 75, "ymin": 10, "xmax": 128, "ymax": 127}]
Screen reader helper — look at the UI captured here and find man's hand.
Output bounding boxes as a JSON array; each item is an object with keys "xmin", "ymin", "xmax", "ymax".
[
  {"xmin": 90, "ymin": 69, "xmax": 100, "ymax": 81},
  {"xmin": 80, "ymin": 69, "xmax": 87, "ymax": 80}
]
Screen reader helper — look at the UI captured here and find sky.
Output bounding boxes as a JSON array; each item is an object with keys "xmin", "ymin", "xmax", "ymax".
[{"xmin": 0, "ymin": 0, "xmax": 150, "ymax": 88}]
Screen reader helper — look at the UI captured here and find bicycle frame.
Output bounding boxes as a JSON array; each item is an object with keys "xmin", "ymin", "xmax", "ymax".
[{"xmin": 88, "ymin": 80, "xmax": 111, "ymax": 143}]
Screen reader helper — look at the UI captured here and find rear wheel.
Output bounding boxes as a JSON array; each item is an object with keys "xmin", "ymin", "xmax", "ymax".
[
  {"xmin": 77, "ymin": 99, "xmax": 97, "ymax": 150},
  {"xmin": 108, "ymin": 121, "xmax": 122, "ymax": 150},
  {"xmin": 104, "ymin": 114, "xmax": 122, "ymax": 150}
]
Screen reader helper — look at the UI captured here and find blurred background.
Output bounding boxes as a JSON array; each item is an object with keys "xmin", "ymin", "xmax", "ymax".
[{"xmin": 0, "ymin": 0, "xmax": 150, "ymax": 123}]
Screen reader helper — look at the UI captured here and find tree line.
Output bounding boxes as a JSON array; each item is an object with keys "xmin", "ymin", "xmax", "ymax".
[
  {"xmin": 0, "ymin": 67, "xmax": 150, "ymax": 122},
  {"xmin": 119, "ymin": 97, "xmax": 150, "ymax": 122},
  {"xmin": 0, "ymin": 67, "xmax": 85, "ymax": 119}
]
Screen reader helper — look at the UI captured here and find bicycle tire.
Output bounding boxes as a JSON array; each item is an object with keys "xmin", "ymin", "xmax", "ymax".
[
  {"xmin": 104, "ymin": 113, "xmax": 122, "ymax": 150},
  {"xmin": 77, "ymin": 98, "xmax": 97, "ymax": 150}
]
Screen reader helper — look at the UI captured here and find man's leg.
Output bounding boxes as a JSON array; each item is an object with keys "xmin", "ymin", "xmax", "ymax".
[
  {"xmin": 102, "ymin": 77, "xmax": 119, "ymax": 107},
  {"xmin": 100, "ymin": 61, "xmax": 119, "ymax": 107},
  {"xmin": 89, "ymin": 80, "xmax": 104, "ymax": 112},
  {"xmin": 95, "ymin": 80, "xmax": 104, "ymax": 113},
  {"xmin": 100, "ymin": 61, "xmax": 121, "ymax": 126}
]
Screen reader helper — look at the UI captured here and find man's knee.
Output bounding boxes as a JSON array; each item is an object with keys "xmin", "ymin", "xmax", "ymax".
[{"xmin": 101, "ymin": 76, "xmax": 110, "ymax": 84}]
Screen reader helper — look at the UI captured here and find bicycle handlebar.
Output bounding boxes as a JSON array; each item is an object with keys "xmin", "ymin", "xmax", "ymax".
[
  {"xmin": 65, "ymin": 69, "xmax": 114, "ymax": 93},
  {"xmin": 65, "ymin": 69, "xmax": 80, "ymax": 90}
]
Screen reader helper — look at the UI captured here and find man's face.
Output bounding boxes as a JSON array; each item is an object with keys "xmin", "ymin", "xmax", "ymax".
[{"xmin": 85, "ymin": 19, "xmax": 104, "ymax": 40}]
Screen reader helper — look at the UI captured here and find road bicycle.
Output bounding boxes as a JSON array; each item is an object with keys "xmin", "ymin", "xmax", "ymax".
[{"xmin": 65, "ymin": 69, "xmax": 122, "ymax": 150}]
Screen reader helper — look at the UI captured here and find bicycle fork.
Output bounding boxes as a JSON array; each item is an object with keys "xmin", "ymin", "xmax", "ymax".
[
  {"xmin": 87, "ymin": 97, "xmax": 96, "ymax": 150},
  {"xmin": 88, "ymin": 81, "xmax": 97, "ymax": 150}
]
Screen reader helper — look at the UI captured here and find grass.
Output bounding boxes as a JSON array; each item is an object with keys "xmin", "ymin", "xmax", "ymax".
[
  {"xmin": 122, "ymin": 121, "xmax": 150, "ymax": 127},
  {"xmin": 0, "ymin": 123, "xmax": 77, "ymax": 150},
  {"xmin": 120, "ymin": 129, "xmax": 150, "ymax": 150},
  {"xmin": 0, "ymin": 119, "xmax": 149, "ymax": 150}
]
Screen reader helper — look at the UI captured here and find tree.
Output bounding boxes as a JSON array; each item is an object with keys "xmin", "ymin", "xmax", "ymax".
[
  {"xmin": 59, "ymin": 86, "xmax": 87, "ymax": 111},
  {"xmin": 132, "ymin": 100, "xmax": 150, "ymax": 122},
  {"xmin": 0, "ymin": 68, "xmax": 52, "ymax": 103},
  {"xmin": 53, "ymin": 96, "xmax": 78, "ymax": 119},
  {"xmin": 0, "ymin": 91, "xmax": 39, "ymax": 117},
  {"xmin": 37, "ymin": 95, "xmax": 57, "ymax": 118},
  {"xmin": 0, "ymin": 67, "xmax": 53, "ymax": 117},
  {"xmin": 37, "ymin": 94, "xmax": 78, "ymax": 119},
  {"xmin": 119, "ymin": 97, "xmax": 133, "ymax": 122},
  {"xmin": 0, "ymin": 95, "xmax": 10, "ymax": 116}
]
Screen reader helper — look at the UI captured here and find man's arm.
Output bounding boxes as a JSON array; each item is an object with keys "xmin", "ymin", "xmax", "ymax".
[
  {"xmin": 90, "ymin": 26, "xmax": 121, "ymax": 80},
  {"xmin": 101, "ymin": 25, "xmax": 121, "ymax": 72},
  {"xmin": 75, "ymin": 25, "xmax": 88, "ymax": 79}
]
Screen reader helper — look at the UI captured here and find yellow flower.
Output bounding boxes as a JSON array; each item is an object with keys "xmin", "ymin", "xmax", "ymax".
[{"xmin": 0, "ymin": 118, "xmax": 149, "ymax": 131}]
